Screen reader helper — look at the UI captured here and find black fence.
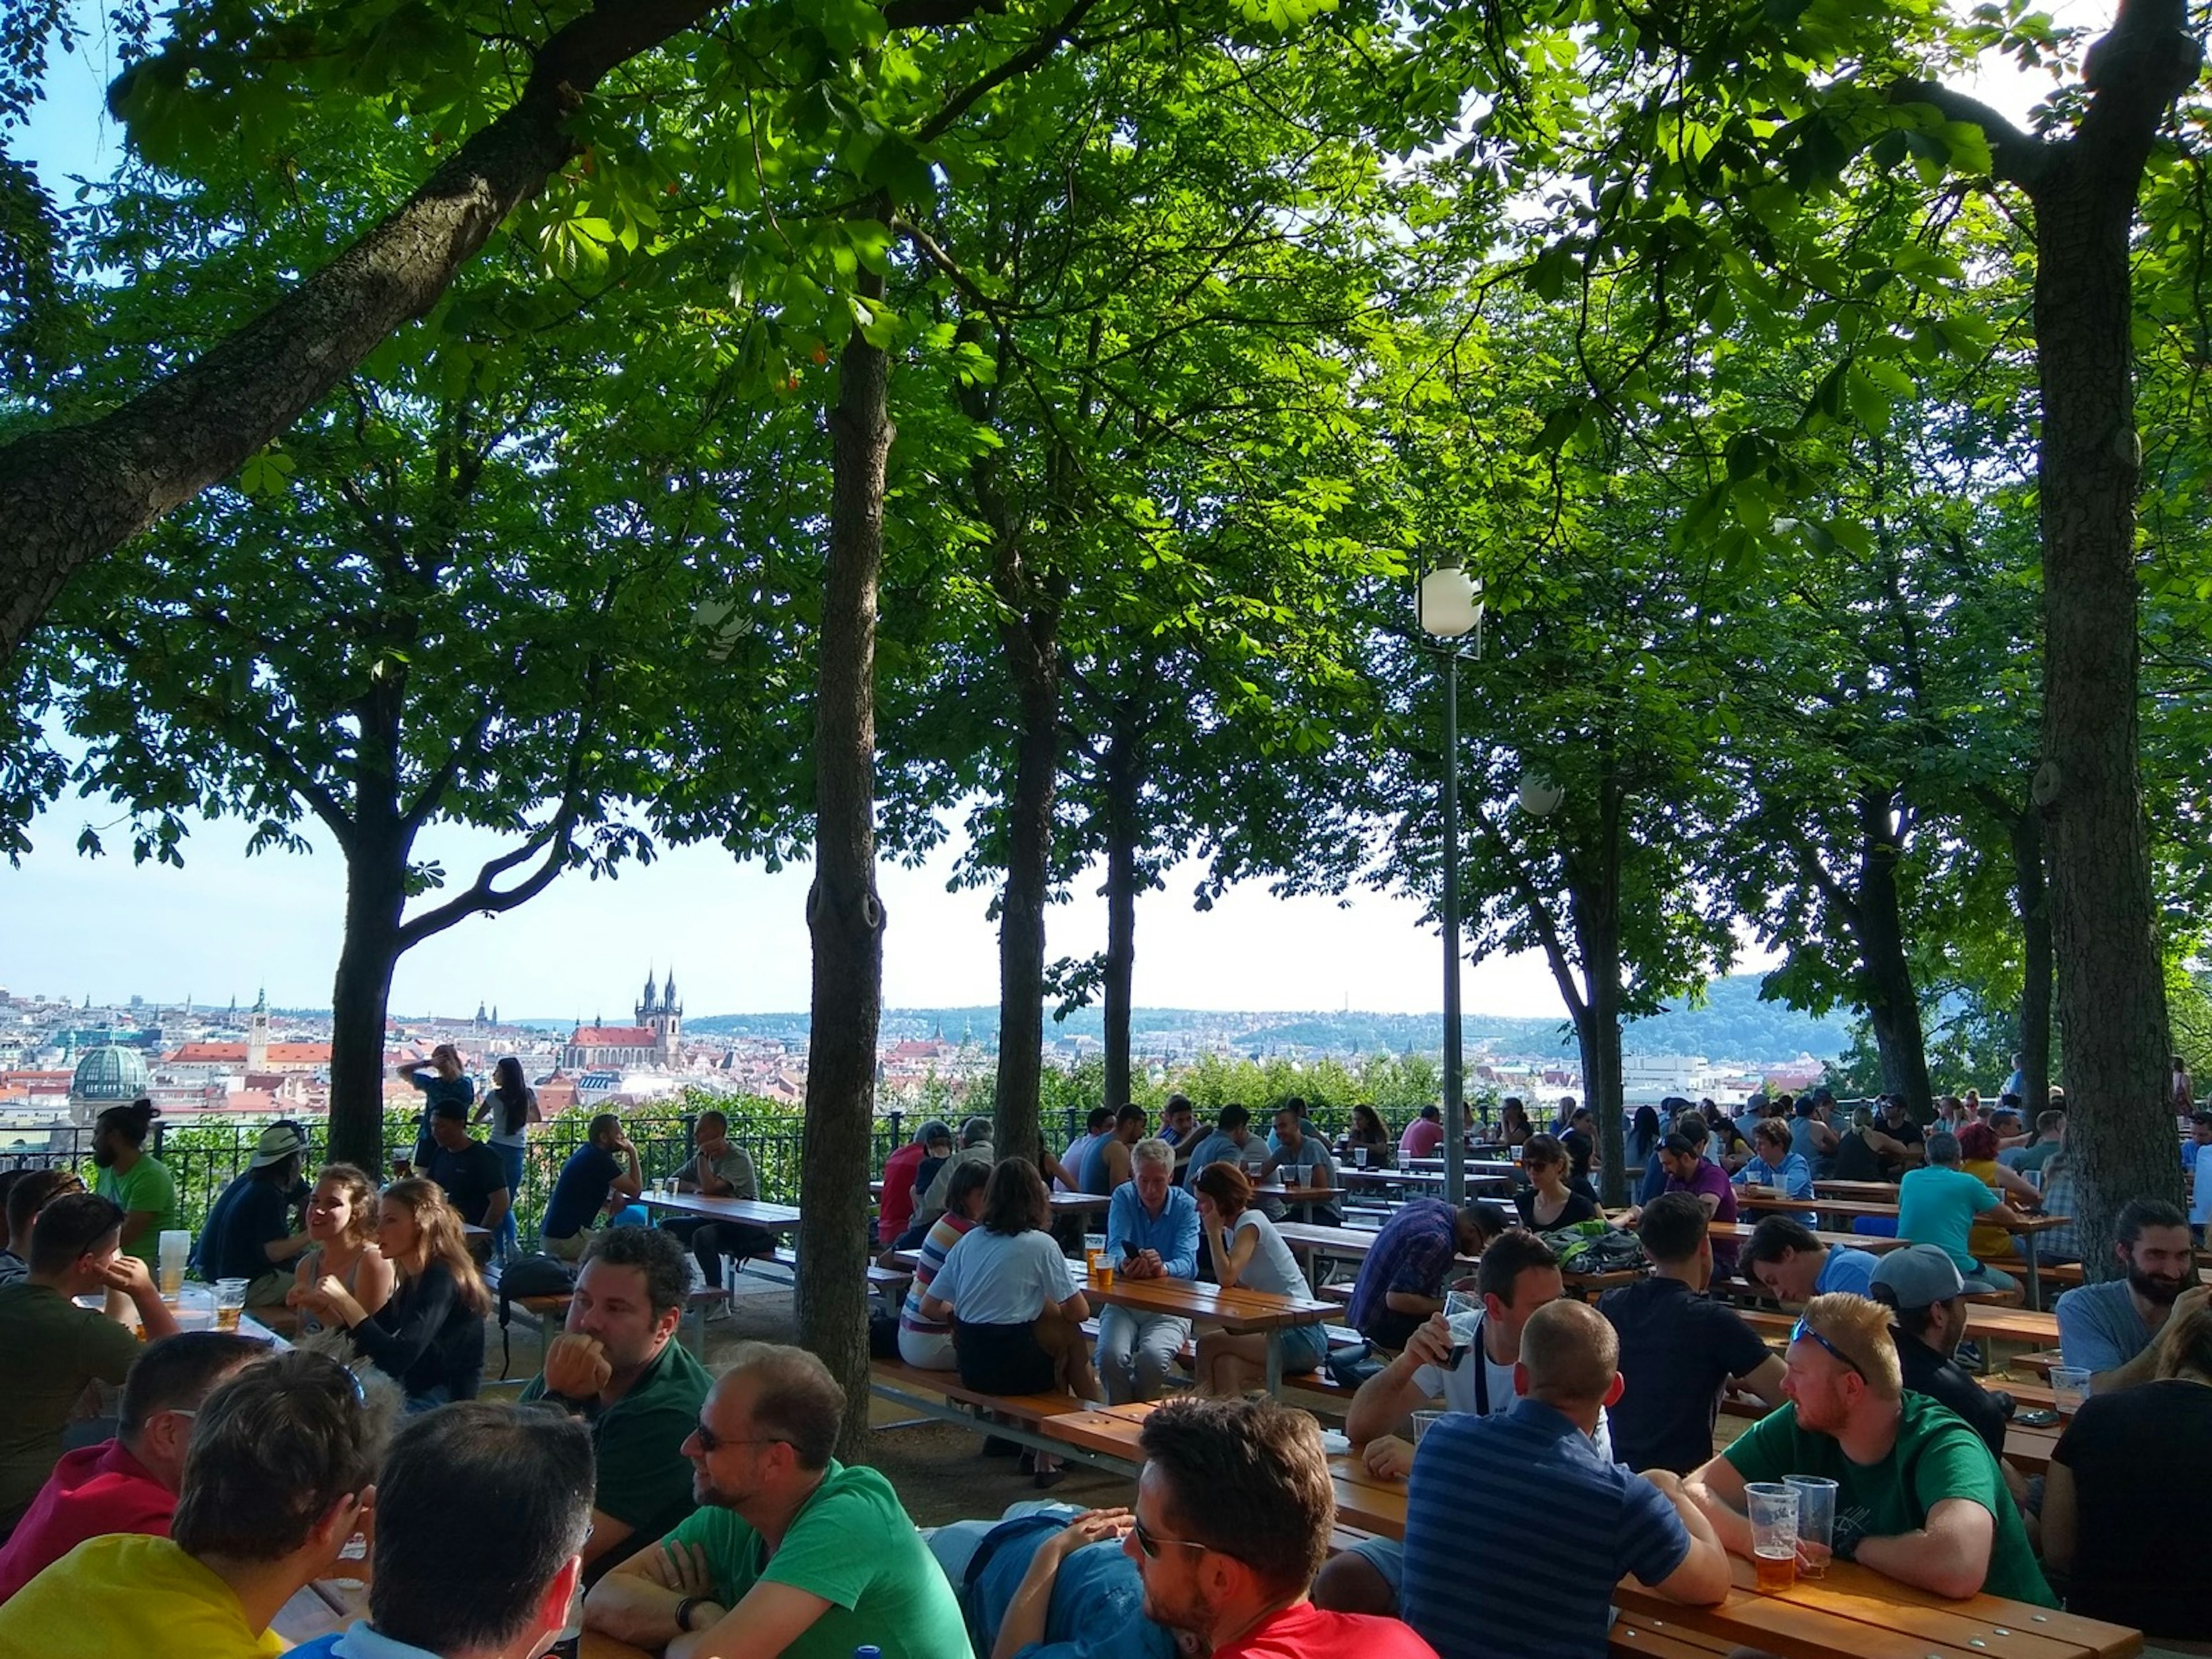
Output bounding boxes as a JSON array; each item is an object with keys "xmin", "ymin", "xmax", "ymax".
[{"xmin": 1, "ymin": 1105, "xmax": 930, "ymax": 1246}]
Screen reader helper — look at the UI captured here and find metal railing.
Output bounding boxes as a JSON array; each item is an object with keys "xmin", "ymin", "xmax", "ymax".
[{"xmin": 1, "ymin": 1105, "xmax": 925, "ymax": 1248}]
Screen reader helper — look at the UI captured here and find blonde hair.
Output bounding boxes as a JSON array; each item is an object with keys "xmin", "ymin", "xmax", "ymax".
[
  {"xmin": 312, "ymin": 1164, "xmax": 380, "ymax": 1249},
  {"xmin": 1801, "ymin": 1292, "xmax": 1902, "ymax": 1399},
  {"xmin": 381, "ymin": 1178, "xmax": 489, "ymax": 1316}
]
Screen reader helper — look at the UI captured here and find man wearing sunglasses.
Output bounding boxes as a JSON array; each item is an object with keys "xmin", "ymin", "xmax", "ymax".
[
  {"xmin": 1683, "ymin": 1293, "xmax": 2054, "ymax": 1606},
  {"xmin": 585, "ymin": 1341, "xmax": 969, "ymax": 1659},
  {"xmin": 1121, "ymin": 1395, "xmax": 1438, "ymax": 1659}
]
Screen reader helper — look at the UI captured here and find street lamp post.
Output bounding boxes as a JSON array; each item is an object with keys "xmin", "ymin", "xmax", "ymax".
[{"xmin": 1418, "ymin": 566, "xmax": 1482, "ymax": 1210}]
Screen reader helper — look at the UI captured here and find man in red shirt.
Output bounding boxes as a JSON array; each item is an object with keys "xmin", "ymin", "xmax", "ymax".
[
  {"xmin": 0, "ymin": 1330, "xmax": 264, "ymax": 1601},
  {"xmin": 878, "ymin": 1120, "xmax": 950, "ymax": 1255},
  {"xmin": 1127, "ymin": 1395, "xmax": 1438, "ymax": 1658}
]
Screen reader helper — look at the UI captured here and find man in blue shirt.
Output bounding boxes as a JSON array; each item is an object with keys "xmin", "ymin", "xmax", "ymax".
[
  {"xmin": 1097, "ymin": 1140, "xmax": 1202, "ymax": 1404},
  {"xmin": 1260, "ymin": 1108, "xmax": 1340, "ymax": 1225},
  {"xmin": 1177, "ymin": 1104, "xmax": 1259, "ymax": 1190},
  {"xmin": 541, "ymin": 1113, "xmax": 643, "ymax": 1262},
  {"xmin": 2056, "ymin": 1197, "xmax": 2207, "ymax": 1393},
  {"xmin": 1740, "ymin": 1214, "xmax": 1881, "ymax": 1302},
  {"xmin": 1400, "ymin": 1298, "xmax": 1729, "ymax": 1659}
]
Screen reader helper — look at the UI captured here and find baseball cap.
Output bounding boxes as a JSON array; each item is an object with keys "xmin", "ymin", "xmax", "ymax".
[
  {"xmin": 1869, "ymin": 1243, "xmax": 1965, "ymax": 1309},
  {"xmin": 247, "ymin": 1124, "xmax": 308, "ymax": 1169}
]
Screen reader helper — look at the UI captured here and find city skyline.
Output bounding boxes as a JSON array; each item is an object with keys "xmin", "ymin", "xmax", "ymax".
[{"xmin": 1, "ymin": 802, "xmax": 1608, "ymax": 1021}]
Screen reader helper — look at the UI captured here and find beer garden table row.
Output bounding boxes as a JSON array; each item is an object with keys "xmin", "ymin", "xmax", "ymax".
[{"xmin": 1040, "ymin": 1403, "xmax": 2133, "ymax": 1659}]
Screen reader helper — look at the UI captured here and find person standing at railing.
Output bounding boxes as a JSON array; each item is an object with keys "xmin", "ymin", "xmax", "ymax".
[
  {"xmin": 394, "ymin": 1043, "xmax": 474, "ymax": 1172},
  {"xmin": 90, "ymin": 1100, "xmax": 180, "ymax": 1275},
  {"xmin": 472, "ymin": 1058, "xmax": 541, "ymax": 1259}
]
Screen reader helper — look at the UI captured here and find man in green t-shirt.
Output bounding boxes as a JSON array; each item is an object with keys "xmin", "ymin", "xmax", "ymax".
[
  {"xmin": 92, "ymin": 1101, "xmax": 181, "ymax": 1269},
  {"xmin": 1685, "ymin": 1291, "xmax": 2053, "ymax": 1607},
  {"xmin": 519, "ymin": 1226, "xmax": 710, "ymax": 1584},
  {"xmin": 584, "ymin": 1342, "xmax": 969, "ymax": 1659}
]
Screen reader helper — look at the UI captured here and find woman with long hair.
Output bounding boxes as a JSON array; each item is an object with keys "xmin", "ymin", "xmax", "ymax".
[
  {"xmin": 298, "ymin": 1177, "xmax": 486, "ymax": 1411},
  {"xmin": 1191, "ymin": 1161, "xmax": 1324, "ymax": 1393},
  {"xmin": 1343, "ymin": 1104, "xmax": 1393, "ymax": 1169},
  {"xmin": 919, "ymin": 1158, "xmax": 1099, "ymax": 1482},
  {"xmin": 1499, "ymin": 1097, "xmax": 1534, "ymax": 1149},
  {"xmin": 286, "ymin": 1164, "xmax": 393, "ymax": 1331},
  {"xmin": 1626, "ymin": 1104, "xmax": 1663, "ymax": 1169},
  {"xmin": 471, "ymin": 1057, "xmax": 540, "ymax": 1257},
  {"xmin": 1512, "ymin": 1134, "xmax": 1601, "ymax": 1230},
  {"xmin": 90, "ymin": 1098, "xmax": 180, "ymax": 1271}
]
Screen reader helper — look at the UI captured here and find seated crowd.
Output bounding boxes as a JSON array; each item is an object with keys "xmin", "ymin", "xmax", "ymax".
[{"xmin": 0, "ymin": 1084, "xmax": 2204, "ymax": 1659}]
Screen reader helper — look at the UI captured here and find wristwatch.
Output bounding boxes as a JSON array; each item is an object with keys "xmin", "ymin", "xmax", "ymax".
[{"xmin": 674, "ymin": 1596, "xmax": 710, "ymax": 1634}]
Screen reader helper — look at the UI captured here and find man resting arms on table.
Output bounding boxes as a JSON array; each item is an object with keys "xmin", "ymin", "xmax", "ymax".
[
  {"xmin": 586, "ymin": 1342, "xmax": 969, "ymax": 1659},
  {"xmin": 1684, "ymin": 1291, "xmax": 2052, "ymax": 1605}
]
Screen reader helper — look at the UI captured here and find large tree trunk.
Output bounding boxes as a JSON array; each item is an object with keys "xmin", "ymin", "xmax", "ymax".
[
  {"xmin": 1568, "ymin": 774, "xmax": 1628, "ymax": 1206},
  {"xmin": 2009, "ymin": 805, "xmax": 2055, "ymax": 1115},
  {"xmin": 1903, "ymin": 0, "xmax": 2200, "ymax": 1273},
  {"xmin": 327, "ymin": 830, "xmax": 409, "ymax": 1169},
  {"xmin": 1100, "ymin": 710, "xmax": 1143, "ymax": 1112},
  {"xmin": 1851, "ymin": 790, "xmax": 1935, "ymax": 1118},
  {"xmin": 800, "ymin": 273, "xmax": 893, "ymax": 1457},
  {"xmin": 993, "ymin": 592, "xmax": 1060, "ymax": 1168},
  {"xmin": 0, "ymin": 0, "xmax": 738, "ymax": 662},
  {"xmin": 2030, "ymin": 30, "xmax": 2195, "ymax": 1266}
]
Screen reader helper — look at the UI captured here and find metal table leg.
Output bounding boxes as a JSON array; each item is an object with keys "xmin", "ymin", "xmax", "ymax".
[{"xmin": 1264, "ymin": 1330, "xmax": 1284, "ymax": 1397}]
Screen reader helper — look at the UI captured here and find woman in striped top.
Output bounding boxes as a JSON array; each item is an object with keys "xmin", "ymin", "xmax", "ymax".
[{"xmin": 897, "ymin": 1158, "xmax": 992, "ymax": 1369}]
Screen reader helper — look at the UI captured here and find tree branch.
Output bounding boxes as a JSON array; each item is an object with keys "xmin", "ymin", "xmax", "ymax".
[
  {"xmin": 912, "ymin": 0, "xmax": 1104, "ymax": 145},
  {"xmin": 1888, "ymin": 79, "xmax": 2060, "ymax": 193}
]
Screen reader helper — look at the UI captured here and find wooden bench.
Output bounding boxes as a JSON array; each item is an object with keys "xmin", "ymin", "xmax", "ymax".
[{"xmin": 866, "ymin": 1357, "xmax": 1131, "ymax": 1471}]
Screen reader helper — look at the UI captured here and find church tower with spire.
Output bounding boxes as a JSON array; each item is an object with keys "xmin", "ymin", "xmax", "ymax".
[
  {"xmin": 248, "ymin": 988, "xmax": 269, "ymax": 1073},
  {"xmin": 637, "ymin": 968, "xmax": 683, "ymax": 1065}
]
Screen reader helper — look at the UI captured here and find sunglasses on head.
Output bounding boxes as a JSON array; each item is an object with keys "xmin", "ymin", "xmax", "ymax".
[{"xmin": 1792, "ymin": 1316, "xmax": 1862, "ymax": 1380}]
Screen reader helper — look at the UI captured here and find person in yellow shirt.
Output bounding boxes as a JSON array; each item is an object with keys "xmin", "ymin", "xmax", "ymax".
[{"xmin": 0, "ymin": 1349, "xmax": 378, "ymax": 1656}]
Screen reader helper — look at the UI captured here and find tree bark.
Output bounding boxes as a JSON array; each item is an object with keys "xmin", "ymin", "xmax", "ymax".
[
  {"xmin": 1100, "ymin": 704, "xmax": 1143, "ymax": 1112},
  {"xmin": 1850, "ymin": 790, "xmax": 1934, "ymax": 1118},
  {"xmin": 800, "ymin": 267, "xmax": 894, "ymax": 1458},
  {"xmin": 1898, "ymin": 0, "xmax": 2199, "ymax": 1270},
  {"xmin": 327, "ymin": 828, "xmax": 408, "ymax": 1169},
  {"xmin": 993, "ymin": 587, "xmax": 1060, "ymax": 1168},
  {"xmin": 2029, "ymin": 13, "xmax": 2195, "ymax": 1267},
  {"xmin": 2008, "ymin": 804, "xmax": 2055, "ymax": 1116},
  {"xmin": 1571, "ymin": 905, "xmax": 1627, "ymax": 1207},
  {"xmin": 1567, "ymin": 768, "xmax": 1628, "ymax": 1206}
]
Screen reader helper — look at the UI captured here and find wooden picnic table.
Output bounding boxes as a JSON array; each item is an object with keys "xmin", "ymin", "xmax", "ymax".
[
  {"xmin": 1736, "ymin": 1190, "xmax": 1903, "ymax": 1222},
  {"xmin": 1815, "ymin": 1179, "xmax": 1903, "ymax": 1200},
  {"xmin": 1050, "ymin": 1190, "xmax": 1113, "ymax": 1215},
  {"xmin": 1705, "ymin": 1220, "xmax": 1917, "ymax": 1255},
  {"xmin": 637, "ymin": 1191, "xmax": 805, "ymax": 1229},
  {"xmin": 1615, "ymin": 1554, "xmax": 2138, "ymax": 1659},
  {"xmin": 1080, "ymin": 1272, "xmax": 1332, "ymax": 1396},
  {"xmin": 1038, "ymin": 1399, "xmax": 1158, "ymax": 1463},
  {"xmin": 1346, "ymin": 1166, "xmax": 1518, "ymax": 1192}
]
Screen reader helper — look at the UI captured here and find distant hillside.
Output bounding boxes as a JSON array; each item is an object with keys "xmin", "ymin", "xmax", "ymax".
[{"xmin": 678, "ymin": 974, "xmax": 1847, "ymax": 1063}]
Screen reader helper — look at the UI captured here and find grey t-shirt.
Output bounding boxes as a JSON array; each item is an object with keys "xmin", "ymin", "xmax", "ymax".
[{"xmin": 2057, "ymin": 1279, "xmax": 2157, "ymax": 1375}]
